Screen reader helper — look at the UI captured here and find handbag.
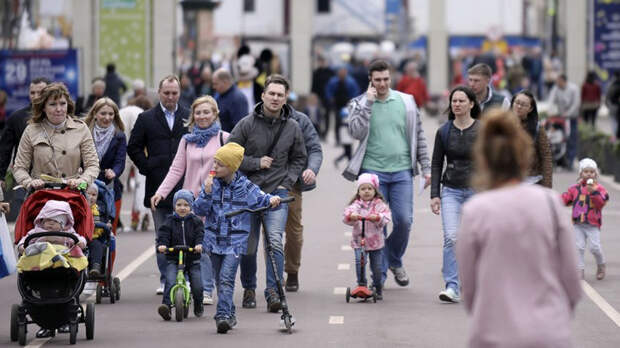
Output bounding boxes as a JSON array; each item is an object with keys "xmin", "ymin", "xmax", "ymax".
[{"xmin": 0, "ymin": 212, "xmax": 17, "ymax": 279}]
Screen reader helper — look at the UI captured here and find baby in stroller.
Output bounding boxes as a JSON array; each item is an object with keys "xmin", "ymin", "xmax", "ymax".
[{"xmin": 16, "ymin": 200, "xmax": 86, "ymax": 253}]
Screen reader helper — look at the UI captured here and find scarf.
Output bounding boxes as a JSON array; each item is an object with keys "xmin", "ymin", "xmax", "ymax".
[
  {"xmin": 183, "ymin": 123, "xmax": 220, "ymax": 148},
  {"xmin": 93, "ymin": 124, "xmax": 115, "ymax": 159},
  {"xmin": 44, "ymin": 118, "xmax": 66, "ymax": 129}
]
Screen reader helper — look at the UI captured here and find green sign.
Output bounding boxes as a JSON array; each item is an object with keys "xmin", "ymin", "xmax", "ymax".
[{"xmin": 99, "ymin": 0, "xmax": 147, "ymax": 82}]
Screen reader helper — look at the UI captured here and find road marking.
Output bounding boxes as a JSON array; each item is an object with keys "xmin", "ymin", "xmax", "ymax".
[
  {"xmin": 340, "ymin": 245, "xmax": 352, "ymax": 251},
  {"xmin": 337, "ymin": 263, "xmax": 350, "ymax": 270},
  {"xmin": 582, "ymin": 280, "xmax": 620, "ymax": 327},
  {"xmin": 27, "ymin": 245, "xmax": 156, "ymax": 347},
  {"xmin": 116, "ymin": 246, "xmax": 156, "ymax": 281},
  {"xmin": 329, "ymin": 316, "xmax": 344, "ymax": 325},
  {"xmin": 333, "ymin": 287, "xmax": 347, "ymax": 295},
  {"xmin": 344, "ymin": 231, "xmax": 352, "ymax": 237},
  {"xmin": 25, "ymin": 338, "xmax": 50, "ymax": 348}
]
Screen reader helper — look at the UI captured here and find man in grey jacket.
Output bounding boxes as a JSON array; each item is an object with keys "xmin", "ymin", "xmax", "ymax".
[
  {"xmin": 548, "ymin": 74, "xmax": 580, "ymax": 169},
  {"xmin": 228, "ymin": 74, "xmax": 307, "ymax": 312},
  {"xmin": 284, "ymin": 106, "xmax": 323, "ymax": 292},
  {"xmin": 344, "ymin": 59, "xmax": 431, "ymax": 288}
]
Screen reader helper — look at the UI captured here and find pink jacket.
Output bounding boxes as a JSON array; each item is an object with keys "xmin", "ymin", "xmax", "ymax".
[
  {"xmin": 156, "ymin": 131, "xmax": 229, "ymax": 198},
  {"xmin": 561, "ymin": 180, "xmax": 609, "ymax": 228},
  {"xmin": 17, "ymin": 200, "xmax": 86, "ymax": 250},
  {"xmin": 343, "ymin": 198, "xmax": 391, "ymax": 251},
  {"xmin": 457, "ymin": 184, "xmax": 581, "ymax": 348}
]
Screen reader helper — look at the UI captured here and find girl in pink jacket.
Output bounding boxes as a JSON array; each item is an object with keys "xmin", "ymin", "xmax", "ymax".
[
  {"xmin": 343, "ymin": 173, "xmax": 391, "ymax": 299},
  {"xmin": 561, "ymin": 158, "xmax": 609, "ymax": 280}
]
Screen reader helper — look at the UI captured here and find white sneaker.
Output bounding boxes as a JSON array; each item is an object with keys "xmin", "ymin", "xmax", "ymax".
[
  {"xmin": 156, "ymin": 284, "xmax": 164, "ymax": 295},
  {"xmin": 438, "ymin": 288, "xmax": 460, "ymax": 303},
  {"xmin": 203, "ymin": 292, "xmax": 214, "ymax": 305}
]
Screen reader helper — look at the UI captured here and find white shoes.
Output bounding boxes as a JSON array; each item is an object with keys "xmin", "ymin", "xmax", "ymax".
[
  {"xmin": 203, "ymin": 292, "xmax": 214, "ymax": 305},
  {"xmin": 156, "ymin": 284, "xmax": 164, "ymax": 295},
  {"xmin": 438, "ymin": 288, "xmax": 460, "ymax": 303}
]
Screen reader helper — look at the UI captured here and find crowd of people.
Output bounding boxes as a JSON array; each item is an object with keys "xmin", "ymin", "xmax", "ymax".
[{"xmin": 0, "ymin": 49, "xmax": 613, "ymax": 345}]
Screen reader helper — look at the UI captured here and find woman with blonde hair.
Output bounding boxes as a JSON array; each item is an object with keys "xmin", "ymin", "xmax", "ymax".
[
  {"xmin": 13, "ymin": 83, "xmax": 99, "ymax": 191},
  {"xmin": 151, "ymin": 95, "xmax": 229, "ymax": 305},
  {"xmin": 457, "ymin": 109, "xmax": 582, "ymax": 348},
  {"xmin": 84, "ymin": 97, "xmax": 126, "ymax": 234}
]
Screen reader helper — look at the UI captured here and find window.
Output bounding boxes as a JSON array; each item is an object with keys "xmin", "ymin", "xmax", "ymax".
[
  {"xmin": 317, "ymin": 0, "xmax": 330, "ymax": 13},
  {"xmin": 243, "ymin": 0, "xmax": 255, "ymax": 13}
]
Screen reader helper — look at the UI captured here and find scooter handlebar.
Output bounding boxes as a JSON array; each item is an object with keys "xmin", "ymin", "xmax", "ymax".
[{"xmin": 224, "ymin": 196, "xmax": 295, "ymax": 218}]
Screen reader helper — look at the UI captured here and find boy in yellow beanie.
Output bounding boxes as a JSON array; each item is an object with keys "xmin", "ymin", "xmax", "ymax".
[{"xmin": 193, "ymin": 142, "xmax": 281, "ymax": 333}]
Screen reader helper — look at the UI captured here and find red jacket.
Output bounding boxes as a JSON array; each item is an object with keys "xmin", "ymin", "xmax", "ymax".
[
  {"xmin": 396, "ymin": 75, "xmax": 429, "ymax": 107},
  {"xmin": 581, "ymin": 82, "xmax": 601, "ymax": 104},
  {"xmin": 561, "ymin": 180, "xmax": 609, "ymax": 228}
]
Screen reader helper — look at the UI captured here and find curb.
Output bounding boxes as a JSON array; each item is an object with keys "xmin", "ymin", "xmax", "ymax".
[{"xmin": 598, "ymin": 174, "xmax": 620, "ymax": 192}]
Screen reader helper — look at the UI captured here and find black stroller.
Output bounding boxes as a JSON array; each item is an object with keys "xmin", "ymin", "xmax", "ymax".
[
  {"xmin": 11, "ymin": 232, "xmax": 95, "ymax": 345},
  {"xmin": 10, "ymin": 185, "xmax": 96, "ymax": 345},
  {"xmin": 86, "ymin": 180, "xmax": 120, "ymax": 304}
]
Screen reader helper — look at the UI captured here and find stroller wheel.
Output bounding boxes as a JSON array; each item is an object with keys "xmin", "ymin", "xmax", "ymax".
[
  {"xmin": 10, "ymin": 304, "xmax": 19, "ymax": 342},
  {"xmin": 69, "ymin": 322, "xmax": 78, "ymax": 345},
  {"xmin": 18, "ymin": 322, "xmax": 26, "ymax": 346},
  {"xmin": 109, "ymin": 281, "xmax": 116, "ymax": 304},
  {"xmin": 174, "ymin": 288, "xmax": 185, "ymax": 322},
  {"xmin": 113, "ymin": 277, "xmax": 121, "ymax": 301},
  {"xmin": 345, "ymin": 287, "xmax": 351, "ymax": 303},
  {"xmin": 85, "ymin": 303, "xmax": 95, "ymax": 340},
  {"xmin": 95, "ymin": 284, "xmax": 102, "ymax": 304}
]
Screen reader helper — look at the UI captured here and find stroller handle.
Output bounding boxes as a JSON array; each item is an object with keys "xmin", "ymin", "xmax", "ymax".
[
  {"xmin": 224, "ymin": 196, "xmax": 295, "ymax": 218},
  {"xmin": 23, "ymin": 231, "xmax": 80, "ymax": 248}
]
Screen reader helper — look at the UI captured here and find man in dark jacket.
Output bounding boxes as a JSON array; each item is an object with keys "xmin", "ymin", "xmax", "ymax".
[
  {"xmin": 227, "ymin": 74, "xmax": 307, "ymax": 312},
  {"xmin": 467, "ymin": 63, "xmax": 510, "ymax": 112},
  {"xmin": 0, "ymin": 77, "xmax": 50, "ymax": 219},
  {"xmin": 127, "ymin": 75, "xmax": 189, "ymax": 294},
  {"xmin": 104, "ymin": 63, "xmax": 127, "ymax": 106},
  {"xmin": 213, "ymin": 68, "xmax": 249, "ymax": 132},
  {"xmin": 283, "ymin": 105, "xmax": 323, "ymax": 292}
]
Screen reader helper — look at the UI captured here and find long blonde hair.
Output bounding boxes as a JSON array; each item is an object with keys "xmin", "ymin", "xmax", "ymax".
[
  {"xmin": 84, "ymin": 97, "xmax": 125, "ymax": 131},
  {"xmin": 472, "ymin": 109, "xmax": 533, "ymax": 191}
]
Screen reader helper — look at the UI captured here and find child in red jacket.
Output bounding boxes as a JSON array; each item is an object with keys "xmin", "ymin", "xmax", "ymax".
[{"xmin": 561, "ymin": 158, "xmax": 609, "ymax": 280}]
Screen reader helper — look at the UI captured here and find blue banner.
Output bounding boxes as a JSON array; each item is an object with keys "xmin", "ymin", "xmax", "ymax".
[
  {"xmin": 593, "ymin": 0, "xmax": 620, "ymax": 81},
  {"xmin": 0, "ymin": 49, "xmax": 79, "ymax": 116}
]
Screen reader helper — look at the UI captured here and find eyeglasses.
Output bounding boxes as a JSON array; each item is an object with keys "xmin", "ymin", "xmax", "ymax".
[{"xmin": 514, "ymin": 101, "xmax": 531, "ymax": 108}]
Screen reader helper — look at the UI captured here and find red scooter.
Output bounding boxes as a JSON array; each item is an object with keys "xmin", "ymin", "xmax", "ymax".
[{"xmin": 345, "ymin": 217, "xmax": 377, "ymax": 303}]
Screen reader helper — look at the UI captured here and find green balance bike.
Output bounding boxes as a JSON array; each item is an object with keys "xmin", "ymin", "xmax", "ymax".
[{"xmin": 165, "ymin": 245, "xmax": 197, "ymax": 322}]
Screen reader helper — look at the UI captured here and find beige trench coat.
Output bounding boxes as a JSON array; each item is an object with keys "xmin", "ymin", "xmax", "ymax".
[{"xmin": 13, "ymin": 117, "xmax": 100, "ymax": 187}]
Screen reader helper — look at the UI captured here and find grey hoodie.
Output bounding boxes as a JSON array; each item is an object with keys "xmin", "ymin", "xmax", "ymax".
[
  {"xmin": 288, "ymin": 105, "xmax": 323, "ymax": 192},
  {"xmin": 228, "ymin": 102, "xmax": 307, "ymax": 194}
]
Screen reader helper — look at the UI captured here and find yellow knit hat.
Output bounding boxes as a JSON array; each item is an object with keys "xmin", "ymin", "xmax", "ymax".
[{"xmin": 214, "ymin": 142, "xmax": 245, "ymax": 172}]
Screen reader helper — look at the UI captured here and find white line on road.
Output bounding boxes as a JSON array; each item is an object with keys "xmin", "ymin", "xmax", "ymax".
[
  {"xmin": 582, "ymin": 280, "xmax": 620, "ymax": 327},
  {"xmin": 116, "ymin": 246, "xmax": 156, "ymax": 281},
  {"xmin": 333, "ymin": 287, "xmax": 347, "ymax": 295},
  {"xmin": 337, "ymin": 263, "xmax": 350, "ymax": 270},
  {"xmin": 24, "ymin": 338, "xmax": 51, "ymax": 348},
  {"xmin": 344, "ymin": 231, "xmax": 352, "ymax": 237},
  {"xmin": 329, "ymin": 316, "xmax": 344, "ymax": 325},
  {"xmin": 340, "ymin": 245, "xmax": 352, "ymax": 251}
]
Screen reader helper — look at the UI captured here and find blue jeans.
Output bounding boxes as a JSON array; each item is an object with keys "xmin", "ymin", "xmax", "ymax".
[
  {"xmin": 201, "ymin": 252, "xmax": 214, "ymax": 294},
  {"xmin": 162, "ymin": 259, "xmax": 203, "ymax": 306},
  {"xmin": 153, "ymin": 207, "xmax": 172, "ymax": 285},
  {"xmin": 440, "ymin": 186, "xmax": 474, "ymax": 293},
  {"xmin": 209, "ymin": 253, "xmax": 240, "ymax": 320},
  {"xmin": 354, "ymin": 248, "xmax": 383, "ymax": 288},
  {"xmin": 567, "ymin": 118, "xmax": 578, "ymax": 166},
  {"xmin": 361, "ymin": 169, "xmax": 413, "ymax": 282},
  {"xmin": 240, "ymin": 188, "xmax": 289, "ymax": 301}
]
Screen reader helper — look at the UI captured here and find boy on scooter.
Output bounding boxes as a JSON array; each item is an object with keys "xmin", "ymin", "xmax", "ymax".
[
  {"xmin": 193, "ymin": 142, "xmax": 281, "ymax": 333},
  {"xmin": 157, "ymin": 189, "xmax": 205, "ymax": 321}
]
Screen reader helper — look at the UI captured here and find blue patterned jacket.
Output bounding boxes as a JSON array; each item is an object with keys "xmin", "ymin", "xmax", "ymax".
[{"xmin": 192, "ymin": 172, "xmax": 273, "ymax": 256}]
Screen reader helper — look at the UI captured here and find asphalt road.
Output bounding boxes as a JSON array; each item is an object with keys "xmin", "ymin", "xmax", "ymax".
[{"xmin": 1, "ymin": 115, "xmax": 619, "ymax": 347}]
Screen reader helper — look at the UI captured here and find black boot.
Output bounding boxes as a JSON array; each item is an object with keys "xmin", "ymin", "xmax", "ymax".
[{"xmin": 285, "ymin": 272, "xmax": 299, "ymax": 292}]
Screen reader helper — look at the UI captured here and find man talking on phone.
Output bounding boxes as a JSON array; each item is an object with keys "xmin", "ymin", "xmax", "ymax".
[{"xmin": 342, "ymin": 59, "xmax": 431, "ymax": 288}]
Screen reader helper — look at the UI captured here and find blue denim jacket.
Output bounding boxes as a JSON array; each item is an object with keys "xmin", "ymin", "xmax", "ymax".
[{"xmin": 192, "ymin": 172, "xmax": 272, "ymax": 256}]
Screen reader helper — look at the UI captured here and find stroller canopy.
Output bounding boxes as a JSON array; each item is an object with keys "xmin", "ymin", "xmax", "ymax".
[{"xmin": 14, "ymin": 188, "xmax": 94, "ymax": 244}]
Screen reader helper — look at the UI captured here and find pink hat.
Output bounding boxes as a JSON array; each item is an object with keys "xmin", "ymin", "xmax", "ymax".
[{"xmin": 357, "ymin": 173, "xmax": 380, "ymax": 190}]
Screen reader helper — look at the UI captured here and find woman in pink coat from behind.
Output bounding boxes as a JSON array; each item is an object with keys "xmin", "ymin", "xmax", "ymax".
[{"xmin": 456, "ymin": 110, "xmax": 582, "ymax": 348}]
